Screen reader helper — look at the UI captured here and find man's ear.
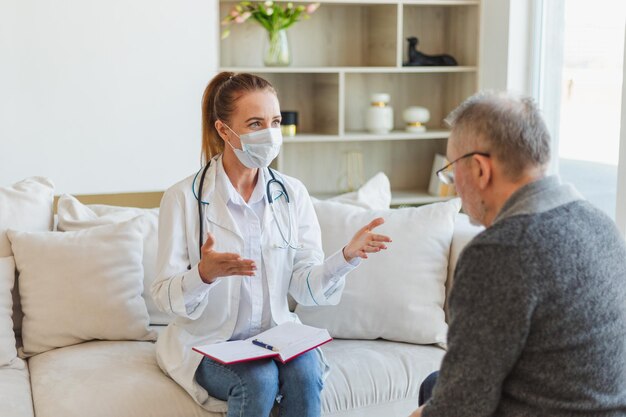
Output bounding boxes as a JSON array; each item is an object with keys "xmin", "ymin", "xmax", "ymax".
[
  {"xmin": 473, "ymin": 154, "xmax": 492, "ymax": 190},
  {"xmin": 214, "ymin": 120, "xmax": 229, "ymax": 142}
]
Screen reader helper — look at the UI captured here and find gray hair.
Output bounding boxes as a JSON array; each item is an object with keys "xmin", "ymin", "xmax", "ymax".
[{"xmin": 445, "ymin": 91, "xmax": 551, "ymax": 179}]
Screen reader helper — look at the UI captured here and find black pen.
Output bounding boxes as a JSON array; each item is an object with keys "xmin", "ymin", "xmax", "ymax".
[{"xmin": 252, "ymin": 339, "xmax": 278, "ymax": 352}]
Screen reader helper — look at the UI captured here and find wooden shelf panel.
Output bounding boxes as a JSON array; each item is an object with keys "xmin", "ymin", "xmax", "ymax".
[
  {"xmin": 220, "ymin": 66, "xmax": 478, "ymax": 73},
  {"xmin": 265, "ymin": 0, "xmax": 479, "ymax": 4},
  {"xmin": 390, "ymin": 190, "xmax": 456, "ymax": 206},
  {"xmin": 221, "ymin": 67, "xmax": 344, "ymax": 73},
  {"xmin": 278, "ymin": 140, "xmax": 447, "ymax": 195},
  {"xmin": 344, "ymin": 72, "xmax": 477, "ymax": 133},
  {"xmin": 401, "ymin": 0, "xmax": 479, "ymax": 5},
  {"xmin": 283, "ymin": 130, "xmax": 449, "ymax": 143},
  {"xmin": 220, "ymin": 3, "xmax": 398, "ymax": 67},
  {"xmin": 342, "ymin": 130, "xmax": 449, "ymax": 140},
  {"xmin": 402, "ymin": 3, "xmax": 480, "ymax": 66},
  {"xmin": 311, "ymin": 189, "xmax": 456, "ymax": 206},
  {"xmin": 253, "ymin": 73, "xmax": 340, "ymax": 135}
]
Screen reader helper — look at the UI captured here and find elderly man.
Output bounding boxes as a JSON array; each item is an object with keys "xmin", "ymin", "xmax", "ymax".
[{"xmin": 410, "ymin": 92, "xmax": 626, "ymax": 417}]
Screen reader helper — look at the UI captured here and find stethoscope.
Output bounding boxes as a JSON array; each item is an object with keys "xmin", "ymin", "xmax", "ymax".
[{"xmin": 192, "ymin": 159, "xmax": 301, "ymax": 258}]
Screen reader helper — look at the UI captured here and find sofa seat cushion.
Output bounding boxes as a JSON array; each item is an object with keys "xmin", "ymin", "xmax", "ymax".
[
  {"xmin": 320, "ymin": 339, "xmax": 445, "ymax": 416},
  {"xmin": 0, "ymin": 364, "xmax": 35, "ymax": 417},
  {"xmin": 28, "ymin": 337, "xmax": 445, "ymax": 417},
  {"xmin": 28, "ymin": 340, "xmax": 224, "ymax": 417}
]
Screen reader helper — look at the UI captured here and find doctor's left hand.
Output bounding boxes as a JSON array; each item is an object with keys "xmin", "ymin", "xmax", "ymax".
[{"xmin": 342, "ymin": 217, "xmax": 391, "ymax": 262}]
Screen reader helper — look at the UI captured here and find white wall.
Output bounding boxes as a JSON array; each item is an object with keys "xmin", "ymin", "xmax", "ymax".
[
  {"xmin": 479, "ymin": 0, "xmax": 539, "ymax": 96},
  {"xmin": 478, "ymin": 0, "xmax": 510, "ymax": 91},
  {"xmin": 0, "ymin": 0, "xmax": 218, "ymax": 194}
]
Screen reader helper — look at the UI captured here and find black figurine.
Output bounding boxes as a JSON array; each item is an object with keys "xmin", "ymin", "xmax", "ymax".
[{"xmin": 404, "ymin": 36, "xmax": 458, "ymax": 66}]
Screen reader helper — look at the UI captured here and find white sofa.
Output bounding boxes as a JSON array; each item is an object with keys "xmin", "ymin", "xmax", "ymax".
[{"xmin": 0, "ymin": 176, "xmax": 482, "ymax": 417}]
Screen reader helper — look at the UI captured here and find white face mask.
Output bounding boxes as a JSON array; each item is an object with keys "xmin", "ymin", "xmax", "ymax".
[{"xmin": 223, "ymin": 123, "xmax": 283, "ymax": 169}]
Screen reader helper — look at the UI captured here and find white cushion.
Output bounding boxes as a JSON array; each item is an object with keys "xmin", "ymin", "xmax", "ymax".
[
  {"xmin": 320, "ymin": 339, "xmax": 445, "ymax": 416},
  {"xmin": 7, "ymin": 219, "xmax": 157, "ymax": 357},
  {"xmin": 446, "ymin": 213, "xmax": 485, "ymax": 304},
  {"xmin": 56, "ymin": 194, "xmax": 168, "ymax": 325},
  {"xmin": 326, "ymin": 172, "xmax": 391, "ymax": 210},
  {"xmin": 297, "ymin": 199, "xmax": 461, "ymax": 345},
  {"xmin": 0, "ymin": 257, "xmax": 21, "ymax": 368},
  {"xmin": 295, "ymin": 172, "xmax": 391, "ymax": 313},
  {"xmin": 0, "ymin": 177, "xmax": 54, "ymax": 257},
  {"xmin": 0, "ymin": 365, "xmax": 34, "ymax": 417},
  {"xmin": 0, "ymin": 177, "xmax": 55, "ymax": 337},
  {"xmin": 28, "ymin": 340, "xmax": 222, "ymax": 417}
]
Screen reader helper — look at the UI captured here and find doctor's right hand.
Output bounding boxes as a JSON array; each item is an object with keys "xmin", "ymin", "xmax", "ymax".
[{"xmin": 198, "ymin": 233, "xmax": 257, "ymax": 284}]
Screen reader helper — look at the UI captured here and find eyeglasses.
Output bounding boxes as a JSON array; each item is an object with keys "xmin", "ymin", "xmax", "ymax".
[{"xmin": 436, "ymin": 152, "xmax": 490, "ymax": 185}]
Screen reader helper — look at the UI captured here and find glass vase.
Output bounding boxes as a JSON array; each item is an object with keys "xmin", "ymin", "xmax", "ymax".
[{"xmin": 264, "ymin": 30, "xmax": 291, "ymax": 67}]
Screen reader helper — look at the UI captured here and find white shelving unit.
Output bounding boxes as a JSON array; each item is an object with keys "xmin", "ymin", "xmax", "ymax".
[{"xmin": 218, "ymin": 0, "xmax": 480, "ymax": 205}]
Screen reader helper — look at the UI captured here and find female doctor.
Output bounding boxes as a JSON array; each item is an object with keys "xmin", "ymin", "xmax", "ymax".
[{"xmin": 152, "ymin": 72, "xmax": 391, "ymax": 417}]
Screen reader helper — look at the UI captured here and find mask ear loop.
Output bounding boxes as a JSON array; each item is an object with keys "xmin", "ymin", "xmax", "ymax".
[{"xmin": 220, "ymin": 121, "xmax": 242, "ymax": 151}]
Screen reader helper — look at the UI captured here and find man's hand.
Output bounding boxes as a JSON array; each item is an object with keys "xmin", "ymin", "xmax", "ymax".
[
  {"xmin": 198, "ymin": 233, "xmax": 256, "ymax": 283},
  {"xmin": 342, "ymin": 217, "xmax": 392, "ymax": 262},
  {"xmin": 408, "ymin": 405, "xmax": 425, "ymax": 417}
]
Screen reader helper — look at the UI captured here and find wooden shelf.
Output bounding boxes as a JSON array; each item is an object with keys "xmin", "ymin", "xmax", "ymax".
[
  {"xmin": 401, "ymin": 0, "xmax": 479, "ymax": 5},
  {"xmin": 343, "ymin": 72, "xmax": 476, "ymax": 133},
  {"xmin": 243, "ymin": 0, "xmax": 400, "ymax": 4},
  {"xmin": 311, "ymin": 189, "xmax": 456, "ymax": 206},
  {"xmin": 219, "ymin": 0, "xmax": 479, "ymax": 206},
  {"xmin": 259, "ymin": 0, "xmax": 479, "ymax": 5},
  {"xmin": 221, "ymin": 67, "xmax": 343, "ymax": 73},
  {"xmin": 342, "ymin": 130, "xmax": 450, "ymax": 141},
  {"xmin": 390, "ymin": 190, "xmax": 456, "ymax": 206},
  {"xmin": 283, "ymin": 130, "xmax": 449, "ymax": 143},
  {"xmin": 220, "ymin": 66, "xmax": 478, "ymax": 74}
]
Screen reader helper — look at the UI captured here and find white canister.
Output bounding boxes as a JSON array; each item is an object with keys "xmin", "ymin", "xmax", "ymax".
[
  {"xmin": 366, "ymin": 93, "xmax": 394, "ymax": 134},
  {"xmin": 402, "ymin": 106, "xmax": 430, "ymax": 133}
]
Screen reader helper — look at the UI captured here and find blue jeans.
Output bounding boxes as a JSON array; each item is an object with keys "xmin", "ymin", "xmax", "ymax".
[
  {"xmin": 195, "ymin": 349, "xmax": 324, "ymax": 417},
  {"xmin": 419, "ymin": 371, "xmax": 439, "ymax": 406}
]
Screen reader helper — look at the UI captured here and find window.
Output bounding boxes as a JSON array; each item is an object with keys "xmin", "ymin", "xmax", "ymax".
[{"xmin": 539, "ymin": 0, "xmax": 626, "ymax": 220}]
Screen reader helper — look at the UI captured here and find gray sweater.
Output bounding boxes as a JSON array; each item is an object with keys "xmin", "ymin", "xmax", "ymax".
[{"xmin": 423, "ymin": 176, "xmax": 626, "ymax": 417}]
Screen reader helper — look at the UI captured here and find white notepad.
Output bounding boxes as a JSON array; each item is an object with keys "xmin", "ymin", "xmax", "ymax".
[{"xmin": 193, "ymin": 322, "xmax": 332, "ymax": 365}]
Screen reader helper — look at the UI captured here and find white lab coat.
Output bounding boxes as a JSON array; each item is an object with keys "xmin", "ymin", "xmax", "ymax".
[{"xmin": 151, "ymin": 155, "xmax": 353, "ymax": 411}]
